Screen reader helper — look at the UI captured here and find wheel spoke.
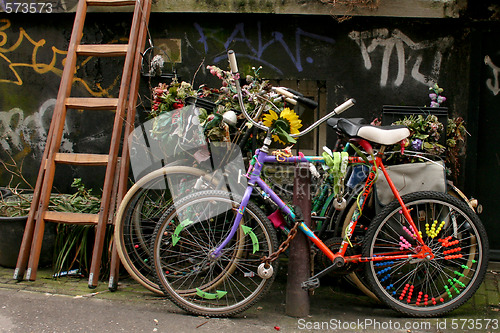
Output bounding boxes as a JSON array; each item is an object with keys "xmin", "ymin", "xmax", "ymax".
[
  {"xmin": 151, "ymin": 190, "xmax": 277, "ymax": 316},
  {"xmin": 363, "ymin": 192, "xmax": 488, "ymax": 316}
]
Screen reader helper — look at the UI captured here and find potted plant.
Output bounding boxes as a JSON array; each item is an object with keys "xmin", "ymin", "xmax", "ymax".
[
  {"xmin": 0, "ymin": 178, "xmax": 104, "ymax": 276},
  {"xmin": 0, "ymin": 187, "xmax": 57, "ymax": 268},
  {"xmin": 383, "ymin": 84, "xmax": 468, "ymax": 183}
]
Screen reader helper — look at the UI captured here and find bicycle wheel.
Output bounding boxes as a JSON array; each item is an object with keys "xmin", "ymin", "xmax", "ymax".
[
  {"xmin": 150, "ymin": 190, "xmax": 278, "ymax": 317},
  {"xmin": 363, "ymin": 191, "xmax": 488, "ymax": 317},
  {"xmin": 114, "ymin": 166, "xmax": 219, "ymax": 294}
]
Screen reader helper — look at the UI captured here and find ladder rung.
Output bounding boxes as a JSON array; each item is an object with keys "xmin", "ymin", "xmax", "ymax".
[
  {"xmin": 77, "ymin": 44, "xmax": 129, "ymax": 57},
  {"xmin": 66, "ymin": 97, "xmax": 119, "ymax": 110},
  {"xmin": 55, "ymin": 153, "xmax": 109, "ymax": 166},
  {"xmin": 87, "ymin": 0, "xmax": 136, "ymax": 6},
  {"xmin": 44, "ymin": 211, "xmax": 99, "ymax": 225}
]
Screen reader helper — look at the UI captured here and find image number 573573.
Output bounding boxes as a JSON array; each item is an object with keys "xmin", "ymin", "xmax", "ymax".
[{"xmin": 4, "ymin": 2, "xmax": 53, "ymax": 13}]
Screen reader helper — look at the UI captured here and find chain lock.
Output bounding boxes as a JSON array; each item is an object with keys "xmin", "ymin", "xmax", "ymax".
[{"xmin": 261, "ymin": 221, "xmax": 300, "ymax": 267}]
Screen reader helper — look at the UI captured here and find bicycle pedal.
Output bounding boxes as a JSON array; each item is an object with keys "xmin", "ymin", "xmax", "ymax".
[{"xmin": 301, "ymin": 277, "xmax": 320, "ymax": 290}]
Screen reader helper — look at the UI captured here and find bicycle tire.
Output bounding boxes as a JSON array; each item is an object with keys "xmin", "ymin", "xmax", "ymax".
[
  {"xmin": 362, "ymin": 191, "xmax": 488, "ymax": 317},
  {"xmin": 114, "ymin": 166, "xmax": 219, "ymax": 294},
  {"xmin": 150, "ymin": 190, "xmax": 278, "ymax": 317}
]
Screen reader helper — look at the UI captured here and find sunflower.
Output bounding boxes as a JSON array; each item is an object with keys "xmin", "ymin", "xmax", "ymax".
[{"xmin": 262, "ymin": 107, "xmax": 302, "ymax": 144}]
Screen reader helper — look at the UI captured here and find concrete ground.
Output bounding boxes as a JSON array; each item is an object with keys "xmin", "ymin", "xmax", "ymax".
[{"xmin": 0, "ymin": 262, "xmax": 499, "ymax": 333}]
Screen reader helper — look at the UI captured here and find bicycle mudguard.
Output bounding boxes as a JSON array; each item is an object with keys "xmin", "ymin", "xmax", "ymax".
[{"xmin": 447, "ymin": 181, "xmax": 480, "ymax": 212}]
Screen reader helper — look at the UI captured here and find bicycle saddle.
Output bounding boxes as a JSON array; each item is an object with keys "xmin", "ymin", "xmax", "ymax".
[
  {"xmin": 327, "ymin": 117, "xmax": 367, "ymax": 130},
  {"xmin": 336, "ymin": 118, "xmax": 410, "ymax": 145}
]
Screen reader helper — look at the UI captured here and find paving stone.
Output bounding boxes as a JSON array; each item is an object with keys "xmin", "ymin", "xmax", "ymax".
[
  {"xmin": 473, "ymin": 292, "xmax": 488, "ymax": 309},
  {"xmin": 476, "ymin": 281, "xmax": 488, "ymax": 295},
  {"xmin": 487, "ymin": 290, "xmax": 500, "ymax": 307},
  {"xmin": 1, "ymin": 264, "xmax": 500, "ymax": 322},
  {"xmin": 485, "ymin": 276, "xmax": 499, "ymax": 292}
]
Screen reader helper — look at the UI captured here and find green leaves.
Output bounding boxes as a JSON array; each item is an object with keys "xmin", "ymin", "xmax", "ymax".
[
  {"xmin": 272, "ymin": 118, "xmax": 296, "ymax": 144},
  {"xmin": 204, "ymin": 113, "xmax": 223, "ymax": 131}
]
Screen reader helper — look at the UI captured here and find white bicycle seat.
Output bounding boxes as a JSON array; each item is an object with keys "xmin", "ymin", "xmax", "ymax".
[{"xmin": 336, "ymin": 118, "xmax": 410, "ymax": 145}]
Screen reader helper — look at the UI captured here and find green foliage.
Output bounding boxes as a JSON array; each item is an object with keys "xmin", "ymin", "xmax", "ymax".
[
  {"xmin": 386, "ymin": 85, "xmax": 468, "ymax": 182},
  {"xmin": 150, "ymin": 81, "xmax": 196, "ymax": 118},
  {"xmin": 0, "ymin": 178, "xmax": 100, "ymax": 217},
  {"xmin": 393, "ymin": 114, "xmax": 445, "ymax": 156},
  {"xmin": 0, "ymin": 178, "xmax": 110, "ymax": 278},
  {"xmin": 273, "ymin": 118, "xmax": 296, "ymax": 144},
  {"xmin": 52, "ymin": 179, "xmax": 111, "ymax": 279},
  {"xmin": 387, "ymin": 114, "xmax": 467, "ymax": 182},
  {"xmin": 205, "ymin": 64, "xmax": 272, "ymax": 117},
  {"xmin": 53, "ymin": 224, "xmax": 114, "ymax": 280},
  {"xmin": 147, "ymin": 64, "xmax": 276, "ymax": 162},
  {"xmin": 446, "ymin": 117, "xmax": 468, "ymax": 183}
]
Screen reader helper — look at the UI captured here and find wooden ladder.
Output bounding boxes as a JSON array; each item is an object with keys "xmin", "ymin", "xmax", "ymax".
[{"xmin": 14, "ymin": 0, "xmax": 152, "ymax": 288}]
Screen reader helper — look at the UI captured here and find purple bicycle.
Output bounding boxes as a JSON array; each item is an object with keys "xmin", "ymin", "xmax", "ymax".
[{"xmin": 148, "ymin": 50, "xmax": 488, "ymax": 317}]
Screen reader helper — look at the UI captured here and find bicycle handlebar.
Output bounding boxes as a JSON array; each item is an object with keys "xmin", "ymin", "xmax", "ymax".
[
  {"xmin": 227, "ymin": 50, "xmax": 355, "ymax": 138},
  {"xmin": 273, "ymin": 87, "xmax": 318, "ymax": 109},
  {"xmin": 228, "ymin": 50, "xmax": 269, "ymax": 131},
  {"xmin": 291, "ymin": 98, "xmax": 355, "ymax": 137},
  {"xmin": 228, "ymin": 49, "xmax": 239, "ymax": 74}
]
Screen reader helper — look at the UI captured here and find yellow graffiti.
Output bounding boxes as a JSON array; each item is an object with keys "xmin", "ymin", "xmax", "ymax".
[{"xmin": 0, "ymin": 18, "xmax": 121, "ymax": 97}]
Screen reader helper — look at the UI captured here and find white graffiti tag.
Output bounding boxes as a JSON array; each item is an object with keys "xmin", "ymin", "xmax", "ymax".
[
  {"xmin": 485, "ymin": 55, "xmax": 500, "ymax": 96},
  {"xmin": 349, "ymin": 29, "xmax": 453, "ymax": 87},
  {"xmin": 0, "ymin": 99, "xmax": 73, "ymax": 153}
]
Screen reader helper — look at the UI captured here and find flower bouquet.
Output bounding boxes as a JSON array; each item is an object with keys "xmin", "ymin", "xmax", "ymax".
[{"xmin": 385, "ymin": 84, "xmax": 467, "ymax": 182}]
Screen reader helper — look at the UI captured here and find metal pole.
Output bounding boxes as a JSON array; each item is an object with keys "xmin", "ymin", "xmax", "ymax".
[{"xmin": 286, "ymin": 162, "xmax": 311, "ymax": 317}]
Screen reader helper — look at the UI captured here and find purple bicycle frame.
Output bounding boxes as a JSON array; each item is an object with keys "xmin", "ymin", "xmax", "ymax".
[{"xmin": 210, "ymin": 148, "xmax": 325, "ymax": 258}]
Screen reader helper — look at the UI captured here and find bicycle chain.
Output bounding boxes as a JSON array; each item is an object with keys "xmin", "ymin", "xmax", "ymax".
[{"xmin": 261, "ymin": 221, "xmax": 300, "ymax": 266}]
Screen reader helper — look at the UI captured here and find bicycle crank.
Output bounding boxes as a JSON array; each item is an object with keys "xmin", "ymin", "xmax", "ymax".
[
  {"xmin": 301, "ymin": 256, "xmax": 346, "ymax": 290},
  {"xmin": 315, "ymin": 237, "xmax": 356, "ymax": 275}
]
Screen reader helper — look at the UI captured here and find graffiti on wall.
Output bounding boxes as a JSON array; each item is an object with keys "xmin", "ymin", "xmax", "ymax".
[
  {"xmin": 192, "ymin": 22, "xmax": 454, "ymax": 86},
  {"xmin": 0, "ymin": 18, "xmax": 120, "ymax": 97},
  {"xmin": 193, "ymin": 22, "xmax": 336, "ymax": 74},
  {"xmin": 349, "ymin": 28, "xmax": 453, "ymax": 87},
  {"xmin": 0, "ymin": 99, "xmax": 73, "ymax": 154},
  {"xmin": 485, "ymin": 55, "xmax": 500, "ymax": 96},
  {"xmin": 0, "ymin": 19, "xmax": 64, "ymax": 84}
]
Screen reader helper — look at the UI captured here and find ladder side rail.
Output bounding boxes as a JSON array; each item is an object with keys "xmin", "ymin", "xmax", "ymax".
[
  {"xmin": 108, "ymin": 0, "xmax": 153, "ymax": 290},
  {"xmin": 88, "ymin": 0, "xmax": 147, "ymax": 287}
]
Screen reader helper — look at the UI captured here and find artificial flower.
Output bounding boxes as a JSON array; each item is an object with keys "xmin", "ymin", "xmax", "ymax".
[
  {"xmin": 411, "ymin": 138, "xmax": 423, "ymax": 151},
  {"xmin": 429, "ymin": 84, "xmax": 446, "ymax": 108},
  {"xmin": 262, "ymin": 108, "xmax": 302, "ymax": 144}
]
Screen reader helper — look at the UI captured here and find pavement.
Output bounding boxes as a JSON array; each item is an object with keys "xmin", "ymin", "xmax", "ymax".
[{"xmin": 0, "ymin": 262, "xmax": 499, "ymax": 333}]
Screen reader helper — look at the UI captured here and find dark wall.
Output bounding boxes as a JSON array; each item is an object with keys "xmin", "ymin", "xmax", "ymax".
[
  {"xmin": 0, "ymin": 12, "xmax": 471, "ymax": 183},
  {"xmin": 470, "ymin": 23, "xmax": 500, "ymax": 253},
  {"xmin": 1, "ymin": 12, "xmax": 498, "ymax": 249},
  {"xmin": 154, "ymin": 14, "xmax": 470, "ymax": 116}
]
